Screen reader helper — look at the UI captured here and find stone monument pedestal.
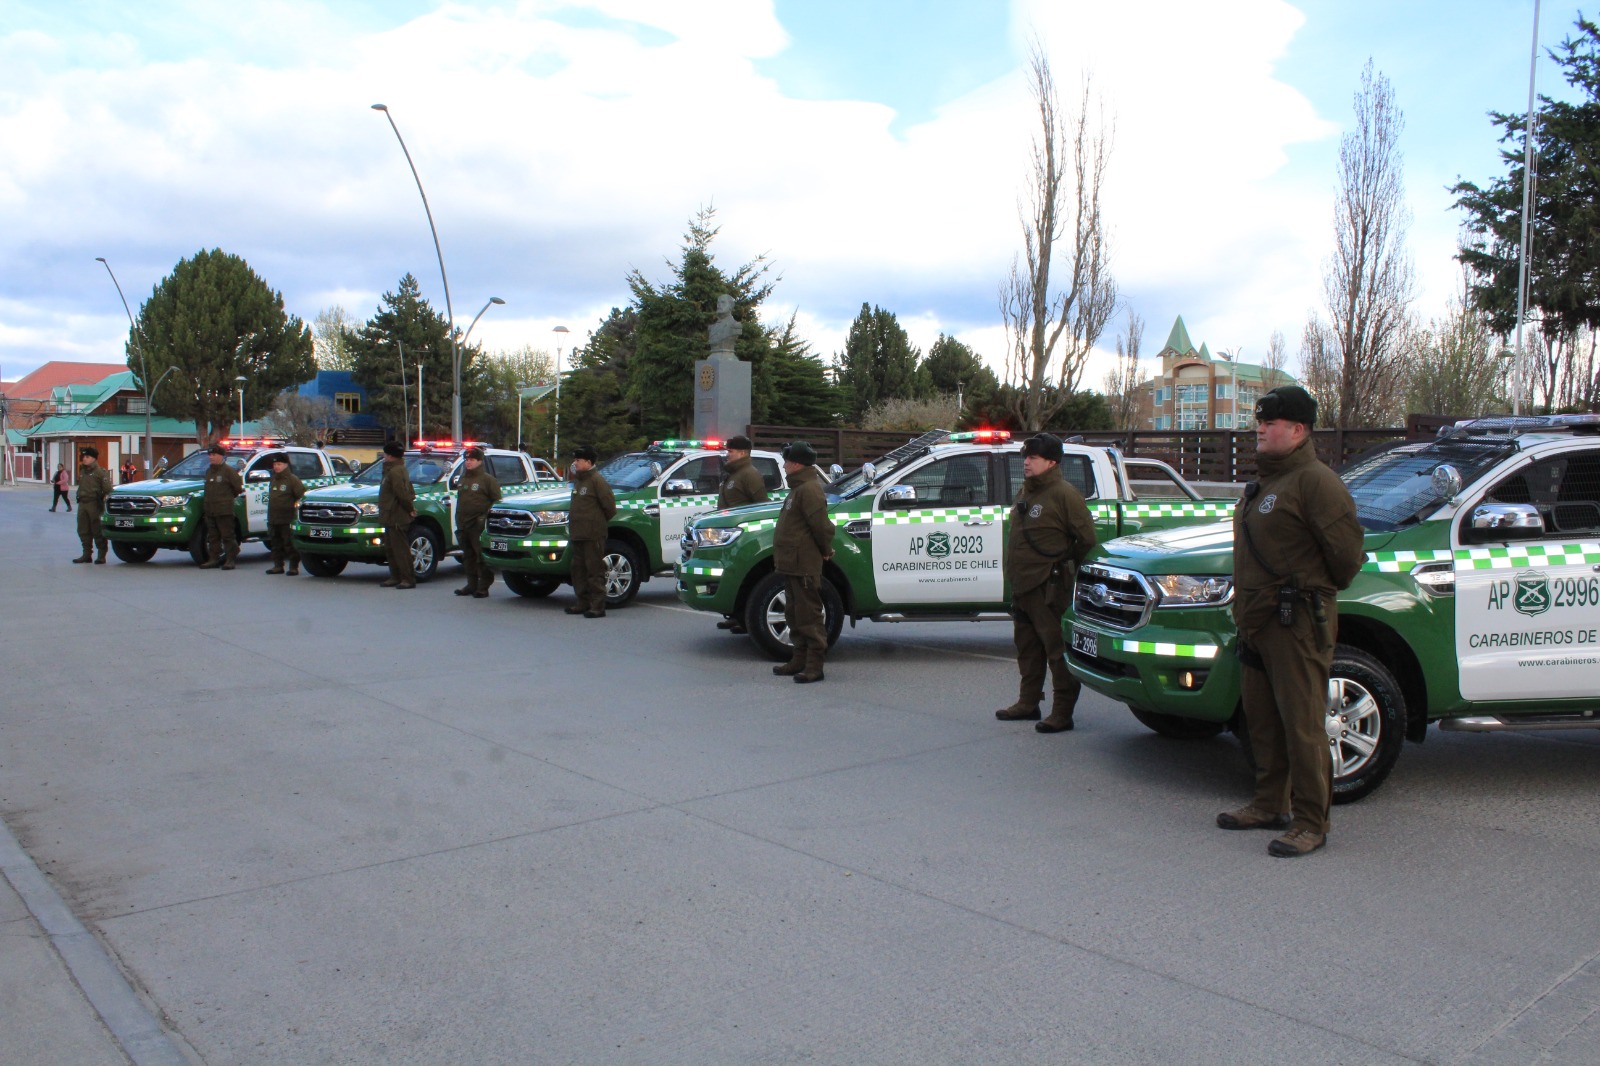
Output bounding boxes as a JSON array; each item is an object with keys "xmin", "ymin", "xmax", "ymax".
[{"xmin": 693, "ymin": 353, "xmax": 751, "ymax": 441}]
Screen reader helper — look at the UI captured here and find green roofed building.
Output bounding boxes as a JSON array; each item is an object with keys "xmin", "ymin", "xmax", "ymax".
[{"xmin": 1133, "ymin": 316, "xmax": 1299, "ymax": 431}]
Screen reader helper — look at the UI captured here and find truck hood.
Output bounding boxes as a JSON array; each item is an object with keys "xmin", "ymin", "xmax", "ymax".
[
  {"xmin": 694, "ymin": 499, "xmax": 785, "ymax": 528},
  {"xmin": 1095, "ymin": 520, "xmax": 1395, "ymax": 574},
  {"xmin": 112, "ymin": 478, "xmax": 202, "ymax": 494},
  {"xmin": 302, "ymin": 482, "xmax": 380, "ymax": 503},
  {"xmin": 497, "ymin": 486, "xmax": 580, "ymax": 509}
]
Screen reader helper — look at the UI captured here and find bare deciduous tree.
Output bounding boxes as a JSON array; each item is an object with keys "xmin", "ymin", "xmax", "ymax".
[
  {"xmin": 1262, "ymin": 329, "xmax": 1290, "ymax": 392},
  {"xmin": 1001, "ymin": 43, "xmax": 1117, "ymax": 431},
  {"xmin": 1298, "ymin": 318, "xmax": 1342, "ymax": 426},
  {"xmin": 261, "ymin": 392, "xmax": 350, "ymax": 445},
  {"xmin": 313, "ymin": 306, "xmax": 357, "ymax": 371},
  {"xmin": 1402, "ymin": 288, "xmax": 1507, "ymax": 417},
  {"xmin": 1102, "ymin": 309, "xmax": 1144, "ymax": 430},
  {"xmin": 1321, "ymin": 60, "xmax": 1415, "ymax": 427}
]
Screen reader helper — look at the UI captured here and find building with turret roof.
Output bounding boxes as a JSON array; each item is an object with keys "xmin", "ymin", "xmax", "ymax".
[{"xmin": 1131, "ymin": 316, "xmax": 1298, "ymax": 431}]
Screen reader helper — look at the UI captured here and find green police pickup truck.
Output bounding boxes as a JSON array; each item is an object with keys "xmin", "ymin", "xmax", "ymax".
[
  {"xmin": 103, "ymin": 439, "xmax": 353, "ymax": 565},
  {"xmin": 293, "ymin": 441, "xmax": 559, "ymax": 582},
  {"xmin": 676, "ymin": 429, "xmax": 1239, "ymax": 659},
  {"xmin": 1064, "ymin": 414, "xmax": 1600, "ymax": 802},
  {"xmin": 482, "ymin": 438, "xmax": 789, "ymax": 606}
]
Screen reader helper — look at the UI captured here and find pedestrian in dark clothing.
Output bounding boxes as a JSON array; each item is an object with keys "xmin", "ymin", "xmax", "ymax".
[
  {"xmin": 50, "ymin": 464, "xmax": 72, "ymax": 511},
  {"xmin": 378, "ymin": 441, "xmax": 417, "ymax": 588},
  {"xmin": 715, "ymin": 434, "xmax": 769, "ymax": 633},
  {"xmin": 72, "ymin": 448, "xmax": 112, "ymax": 563},
  {"xmin": 996, "ymin": 434, "xmax": 1097, "ymax": 732},
  {"xmin": 1217, "ymin": 386, "xmax": 1364, "ymax": 858},
  {"xmin": 264, "ymin": 453, "xmax": 305, "ymax": 575},
  {"xmin": 771, "ymin": 441, "xmax": 836, "ymax": 683},
  {"xmin": 455, "ymin": 446, "xmax": 501, "ymax": 598},
  {"xmin": 197, "ymin": 444, "xmax": 244, "ymax": 570},
  {"xmin": 565, "ymin": 445, "xmax": 616, "ymax": 617}
]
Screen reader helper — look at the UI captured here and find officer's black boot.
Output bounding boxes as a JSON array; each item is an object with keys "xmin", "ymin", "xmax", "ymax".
[
  {"xmin": 794, "ymin": 645, "xmax": 825, "ymax": 684},
  {"xmin": 773, "ymin": 640, "xmax": 806, "ymax": 676}
]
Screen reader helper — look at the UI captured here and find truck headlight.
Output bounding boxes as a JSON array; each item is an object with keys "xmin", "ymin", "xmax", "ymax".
[
  {"xmin": 154, "ymin": 495, "xmax": 189, "ymax": 509},
  {"xmin": 1152, "ymin": 574, "xmax": 1234, "ymax": 607},
  {"xmin": 693, "ymin": 527, "xmax": 742, "ymax": 547},
  {"xmin": 357, "ymin": 502, "xmax": 380, "ymax": 517},
  {"xmin": 532, "ymin": 511, "xmax": 569, "ymax": 526}
]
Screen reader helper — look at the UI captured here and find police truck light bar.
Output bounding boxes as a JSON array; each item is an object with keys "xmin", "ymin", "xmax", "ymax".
[
  {"xmin": 947, "ymin": 430, "xmax": 1011, "ymax": 443},
  {"xmin": 651, "ymin": 439, "xmax": 724, "ymax": 450},
  {"xmin": 217, "ymin": 438, "xmax": 287, "ymax": 450},
  {"xmin": 411, "ymin": 439, "xmax": 489, "ymax": 451}
]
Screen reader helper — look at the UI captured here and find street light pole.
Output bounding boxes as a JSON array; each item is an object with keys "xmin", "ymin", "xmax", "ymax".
[
  {"xmin": 95, "ymin": 257, "xmax": 155, "ymax": 471},
  {"xmin": 1512, "ymin": 0, "xmax": 1542, "ymax": 416},
  {"xmin": 370, "ymin": 103, "xmax": 460, "ymax": 439},
  {"xmin": 552, "ymin": 325, "xmax": 569, "ymax": 460},
  {"xmin": 235, "ymin": 375, "xmax": 247, "ymax": 437}
]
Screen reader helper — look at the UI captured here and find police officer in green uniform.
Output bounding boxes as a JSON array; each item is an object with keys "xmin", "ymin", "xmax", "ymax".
[
  {"xmin": 565, "ymin": 445, "xmax": 616, "ymax": 618},
  {"xmin": 996, "ymin": 433, "xmax": 1097, "ymax": 731},
  {"xmin": 264, "ymin": 453, "xmax": 305, "ymax": 575},
  {"xmin": 715, "ymin": 434, "xmax": 770, "ymax": 633},
  {"xmin": 378, "ymin": 441, "xmax": 417, "ymax": 589},
  {"xmin": 454, "ymin": 445, "xmax": 501, "ymax": 599},
  {"xmin": 72, "ymin": 446, "xmax": 114, "ymax": 564},
  {"xmin": 771, "ymin": 441, "xmax": 836, "ymax": 684},
  {"xmin": 198, "ymin": 444, "xmax": 244, "ymax": 570},
  {"xmin": 1217, "ymin": 385, "xmax": 1364, "ymax": 858}
]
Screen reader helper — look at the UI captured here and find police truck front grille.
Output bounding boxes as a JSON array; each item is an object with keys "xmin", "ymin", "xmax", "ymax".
[
  {"xmin": 107, "ymin": 496, "xmax": 157, "ymax": 516},
  {"xmin": 299, "ymin": 503, "xmax": 360, "ymax": 526},
  {"xmin": 1074, "ymin": 564, "xmax": 1153, "ymax": 630},
  {"xmin": 487, "ymin": 510, "xmax": 533, "ymax": 536}
]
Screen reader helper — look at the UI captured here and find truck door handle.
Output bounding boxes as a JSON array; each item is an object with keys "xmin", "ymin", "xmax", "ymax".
[{"xmin": 963, "ymin": 520, "xmax": 994, "ymax": 527}]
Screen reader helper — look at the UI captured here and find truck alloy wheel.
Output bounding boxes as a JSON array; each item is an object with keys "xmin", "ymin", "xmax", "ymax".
[
  {"xmin": 602, "ymin": 538, "xmax": 643, "ymax": 606},
  {"xmin": 408, "ymin": 525, "xmax": 443, "ymax": 581},
  {"xmin": 742, "ymin": 571, "xmax": 845, "ymax": 661},
  {"xmin": 1326, "ymin": 646, "xmax": 1406, "ymax": 804}
]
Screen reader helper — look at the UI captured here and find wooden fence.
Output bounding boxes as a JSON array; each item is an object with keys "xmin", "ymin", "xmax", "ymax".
[{"xmin": 749, "ymin": 422, "xmax": 1441, "ymax": 482}]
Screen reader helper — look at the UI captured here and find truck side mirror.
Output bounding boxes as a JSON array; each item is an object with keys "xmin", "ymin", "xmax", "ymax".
[
  {"xmin": 662, "ymin": 479, "xmax": 696, "ymax": 497},
  {"xmin": 1466, "ymin": 502, "xmax": 1545, "ymax": 541},
  {"xmin": 881, "ymin": 485, "xmax": 918, "ymax": 508},
  {"xmin": 246, "ymin": 468, "xmax": 271, "ymax": 482}
]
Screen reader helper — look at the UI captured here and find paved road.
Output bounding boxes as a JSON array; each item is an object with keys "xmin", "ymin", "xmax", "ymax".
[{"xmin": 3, "ymin": 483, "xmax": 1599, "ymax": 1065}]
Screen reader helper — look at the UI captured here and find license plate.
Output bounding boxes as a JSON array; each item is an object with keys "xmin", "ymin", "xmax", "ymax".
[
  {"xmin": 490, "ymin": 539, "xmax": 508, "ymax": 552},
  {"xmin": 115, "ymin": 517, "xmax": 134, "ymax": 528},
  {"xmin": 309, "ymin": 527, "xmax": 332, "ymax": 539},
  {"xmin": 1070, "ymin": 626, "xmax": 1098, "ymax": 657}
]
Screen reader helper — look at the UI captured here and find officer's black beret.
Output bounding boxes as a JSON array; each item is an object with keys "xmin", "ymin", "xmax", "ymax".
[
  {"xmin": 1255, "ymin": 385, "xmax": 1318, "ymax": 428},
  {"xmin": 465, "ymin": 446, "xmax": 485, "ymax": 460},
  {"xmin": 725, "ymin": 434, "xmax": 752, "ymax": 451},
  {"xmin": 383, "ymin": 442, "xmax": 405, "ymax": 458},
  {"xmin": 208, "ymin": 444, "xmax": 226, "ymax": 455},
  {"xmin": 782, "ymin": 440, "xmax": 817, "ymax": 465},
  {"xmin": 80, "ymin": 446, "xmax": 98, "ymax": 458},
  {"xmin": 573, "ymin": 445, "xmax": 599, "ymax": 462},
  {"xmin": 1021, "ymin": 433, "xmax": 1064, "ymax": 463}
]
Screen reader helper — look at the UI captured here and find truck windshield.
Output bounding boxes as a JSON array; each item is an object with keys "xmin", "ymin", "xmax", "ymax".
[
  {"xmin": 831, "ymin": 457, "xmax": 913, "ymax": 501},
  {"xmin": 352, "ymin": 454, "xmax": 459, "ymax": 486},
  {"xmin": 599, "ymin": 452, "xmax": 682, "ymax": 491},
  {"xmin": 163, "ymin": 451, "xmax": 247, "ymax": 478},
  {"xmin": 1342, "ymin": 439, "xmax": 1517, "ymax": 531}
]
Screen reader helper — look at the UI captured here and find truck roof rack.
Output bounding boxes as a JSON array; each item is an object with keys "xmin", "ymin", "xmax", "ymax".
[
  {"xmin": 877, "ymin": 428, "xmax": 953, "ymax": 466},
  {"xmin": 1443, "ymin": 414, "xmax": 1600, "ymax": 438}
]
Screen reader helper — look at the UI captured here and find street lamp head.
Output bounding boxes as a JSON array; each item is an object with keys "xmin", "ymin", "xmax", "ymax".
[
  {"xmin": 490, "ymin": 296, "xmax": 505, "ymax": 306},
  {"xmin": 553, "ymin": 325, "xmax": 570, "ymax": 334},
  {"xmin": 371, "ymin": 103, "xmax": 388, "ymax": 111},
  {"xmin": 95, "ymin": 256, "xmax": 107, "ymax": 263}
]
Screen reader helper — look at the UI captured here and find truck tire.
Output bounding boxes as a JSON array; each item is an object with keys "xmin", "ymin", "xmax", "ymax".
[
  {"xmin": 111, "ymin": 541, "xmax": 157, "ymax": 564},
  {"xmin": 1327, "ymin": 645, "xmax": 1406, "ymax": 804},
  {"xmin": 742, "ymin": 572, "xmax": 844, "ymax": 662},
  {"xmin": 187, "ymin": 526, "xmax": 211, "ymax": 566},
  {"xmin": 601, "ymin": 538, "xmax": 643, "ymax": 607},
  {"xmin": 504, "ymin": 572, "xmax": 560, "ymax": 598},
  {"xmin": 300, "ymin": 553, "xmax": 347, "ymax": 578},
  {"xmin": 409, "ymin": 524, "xmax": 444, "ymax": 582},
  {"xmin": 1129, "ymin": 707, "xmax": 1228, "ymax": 739}
]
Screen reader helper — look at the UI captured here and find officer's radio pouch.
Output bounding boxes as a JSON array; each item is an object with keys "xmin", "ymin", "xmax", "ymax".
[
  {"xmin": 1277, "ymin": 585, "xmax": 1298, "ymax": 627},
  {"xmin": 1045, "ymin": 561, "xmax": 1072, "ymax": 613}
]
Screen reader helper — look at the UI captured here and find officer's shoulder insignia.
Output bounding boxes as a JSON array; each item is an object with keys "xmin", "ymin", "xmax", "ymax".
[{"xmin": 1259, "ymin": 494, "xmax": 1277, "ymax": 514}]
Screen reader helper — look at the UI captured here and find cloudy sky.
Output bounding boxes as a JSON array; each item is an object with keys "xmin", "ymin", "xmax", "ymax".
[{"xmin": 0, "ymin": 0, "xmax": 1570, "ymax": 392}]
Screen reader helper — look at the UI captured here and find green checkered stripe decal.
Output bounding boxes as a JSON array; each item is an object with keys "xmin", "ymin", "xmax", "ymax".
[
  {"xmin": 1455, "ymin": 543, "xmax": 1600, "ymax": 569},
  {"xmin": 619, "ymin": 495, "xmax": 714, "ymax": 510},
  {"xmin": 492, "ymin": 537, "xmax": 568, "ymax": 549},
  {"xmin": 1363, "ymin": 544, "xmax": 1600, "ymax": 571},
  {"xmin": 878, "ymin": 506, "xmax": 1006, "ymax": 525},
  {"xmin": 1116, "ymin": 640, "xmax": 1220, "ymax": 659},
  {"xmin": 1114, "ymin": 501, "xmax": 1235, "ymax": 518},
  {"xmin": 678, "ymin": 562, "xmax": 725, "ymax": 577},
  {"xmin": 740, "ymin": 517, "xmax": 779, "ymax": 533}
]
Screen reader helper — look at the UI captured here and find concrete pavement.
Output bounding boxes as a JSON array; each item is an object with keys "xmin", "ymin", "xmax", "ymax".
[{"xmin": 3, "ymin": 482, "xmax": 1600, "ymax": 1064}]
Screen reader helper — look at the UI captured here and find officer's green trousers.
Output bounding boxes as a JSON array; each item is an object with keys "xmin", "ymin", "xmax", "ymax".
[{"xmin": 1240, "ymin": 613, "xmax": 1335, "ymax": 835}]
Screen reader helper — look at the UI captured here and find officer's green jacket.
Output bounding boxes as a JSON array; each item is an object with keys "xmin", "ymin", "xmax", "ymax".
[
  {"xmin": 773, "ymin": 465, "xmax": 835, "ymax": 577},
  {"xmin": 267, "ymin": 469, "xmax": 306, "ymax": 525},
  {"xmin": 1231, "ymin": 436, "xmax": 1364, "ymax": 638},
  {"xmin": 378, "ymin": 459, "xmax": 416, "ymax": 528},
  {"xmin": 456, "ymin": 466, "xmax": 501, "ymax": 524},
  {"xmin": 1006, "ymin": 464, "xmax": 1096, "ymax": 597},
  {"xmin": 567, "ymin": 467, "xmax": 616, "ymax": 542},
  {"xmin": 76, "ymin": 464, "xmax": 114, "ymax": 508},
  {"xmin": 202, "ymin": 463, "xmax": 244, "ymax": 517},
  {"xmin": 718, "ymin": 456, "xmax": 768, "ymax": 509}
]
